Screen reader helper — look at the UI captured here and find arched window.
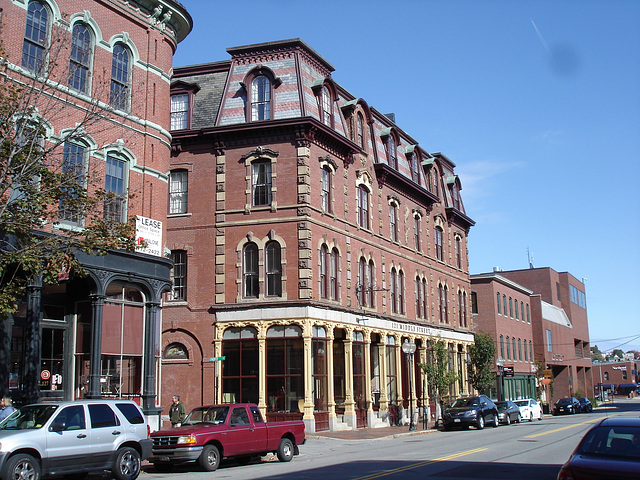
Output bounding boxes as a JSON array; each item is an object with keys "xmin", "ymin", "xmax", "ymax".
[
  {"xmin": 387, "ymin": 135, "xmax": 397, "ymax": 169},
  {"xmin": 251, "ymin": 75, "xmax": 271, "ymax": 121},
  {"xmin": 104, "ymin": 154, "xmax": 127, "ymax": 222},
  {"xmin": 506, "ymin": 336, "xmax": 511, "ymax": 360},
  {"xmin": 413, "ymin": 214, "xmax": 421, "ymax": 251},
  {"xmin": 500, "ymin": 335, "xmax": 505, "ymax": 359},
  {"xmin": 69, "ymin": 23, "xmax": 92, "ymax": 93},
  {"xmin": 164, "ymin": 342, "xmax": 188, "ymax": 359},
  {"xmin": 266, "ymin": 325, "xmax": 303, "ymax": 413},
  {"xmin": 358, "ymin": 257, "xmax": 369, "ymax": 307},
  {"xmin": 320, "ymin": 245, "xmax": 328, "ymax": 299},
  {"xmin": 521, "ymin": 302, "xmax": 525, "ymax": 323},
  {"xmin": 59, "ymin": 141, "xmax": 87, "ymax": 225},
  {"xmin": 222, "ymin": 327, "xmax": 258, "ymax": 404},
  {"xmin": 526, "ymin": 304, "xmax": 530, "ymax": 323},
  {"xmin": 515, "ymin": 299, "xmax": 519, "ymax": 320},
  {"xmin": 331, "ymin": 249, "xmax": 340, "ymax": 301},
  {"xmin": 463, "ymin": 292, "xmax": 468, "ymax": 327},
  {"xmin": 518, "ymin": 338, "xmax": 522, "ymax": 361},
  {"xmin": 438, "ymin": 284, "xmax": 448, "ymax": 323},
  {"xmin": 265, "ymin": 241, "xmax": 282, "ymax": 297},
  {"xmin": 512, "ymin": 337, "xmax": 516, "ymax": 361},
  {"xmin": 415, "ymin": 276, "xmax": 422, "ymax": 318},
  {"xmin": 497, "ymin": 292, "xmax": 502, "ymax": 315},
  {"xmin": 458, "ymin": 291, "xmax": 464, "ymax": 326},
  {"xmin": 357, "ymin": 112, "xmax": 364, "ymax": 148},
  {"xmin": 312, "ymin": 326, "xmax": 328, "ymax": 411},
  {"xmin": 357, "ymin": 185, "xmax": 369, "ymax": 229},
  {"xmin": 421, "ymin": 279, "xmax": 428, "ymax": 319},
  {"xmin": 509, "ymin": 297, "xmax": 513, "ymax": 318},
  {"xmin": 243, "ymin": 242, "xmax": 259, "ymax": 298},
  {"xmin": 398, "ymin": 270, "xmax": 405, "ymax": 315},
  {"xmin": 389, "ymin": 202, "xmax": 398, "ymax": 242},
  {"xmin": 22, "ymin": 0, "xmax": 49, "ymax": 73},
  {"xmin": 432, "ymin": 168, "xmax": 439, "ymax": 197},
  {"xmin": 321, "ymin": 166, "xmax": 332, "ymax": 213},
  {"xmin": 524, "ymin": 339, "xmax": 528, "ymax": 362},
  {"xmin": 455, "ymin": 236, "xmax": 462, "ymax": 269},
  {"xmin": 390, "ymin": 268, "xmax": 397, "ymax": 314},
  {"xmin": 503, "ymin": 295, "xmax": 507, "ymax": 315},
  {"xmin": 434, "ymin": 226, "xmax": 444, "ymax": 261},
  {"xmin": 110, "ymin": 44, "xmax": 130, "ymax": 110},
  {"xmin": 321, "ymin": 86, "xmax": 332, "ymax": 126}
]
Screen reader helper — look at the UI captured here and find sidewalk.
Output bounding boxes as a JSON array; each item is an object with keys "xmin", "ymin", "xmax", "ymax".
[{"xmin": 308, "ymin": 422, "xmax": 438, "ymax": 441}]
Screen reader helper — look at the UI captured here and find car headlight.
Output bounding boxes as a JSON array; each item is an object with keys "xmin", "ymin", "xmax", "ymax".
[
  {"xmin": 177, "ymin": 435, "xmax": 196, "ymax": 445},
  {"xmin": 464, "ymin": 409, "xmax": 477, "ymax": 417}
]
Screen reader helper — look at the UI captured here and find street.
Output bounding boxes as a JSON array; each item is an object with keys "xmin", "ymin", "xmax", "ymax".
[{"xmin": 141, "ymin": 398, "xmax": 640, "ymax": 480}]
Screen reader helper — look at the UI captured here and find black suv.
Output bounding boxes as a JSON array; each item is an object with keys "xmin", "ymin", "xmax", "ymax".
[
  {"xmin": 553, "ymin": 397, "xmax": 580, "ymax": 415},
  {"xmin": 442, "ymin": 395, "xmax": 499, "ymax": 430}
]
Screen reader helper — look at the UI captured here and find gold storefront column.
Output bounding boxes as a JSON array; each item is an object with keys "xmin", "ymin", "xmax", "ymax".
[
  {"xmin": 214, "ymin": 324, "xmax": 224, "ymax": 404},
  {"xmin": 302, "ymin": 323, "xmax": 314, "ymax": 430},
  {"xmin": 378, "ymin": 335, "xmax": 389, "ymax": 413},
  {"xmin": 343, "ymin": 327, "xmax": 356, "ymax": 427},
  {"xmin": 327, "ymin": 327, "xmax": 337, "ymax": 431},
  {"xmin": 395, "ymin": 334, "xmax": 404, "ymax": 405},
  {"xmin": 364, "ymin": 330, "xmax": 373, "ymax": 421},
  {"xmin": 258, "ymin": 325, "xmax": 267, "ymax": 415}
]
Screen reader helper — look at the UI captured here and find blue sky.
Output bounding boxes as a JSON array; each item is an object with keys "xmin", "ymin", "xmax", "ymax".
[{"xmin": 173, "ymin": 0, "xmax": 640, "ymax": 353}]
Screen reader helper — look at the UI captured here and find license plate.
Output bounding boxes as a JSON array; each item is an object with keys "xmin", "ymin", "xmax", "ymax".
[{"xmin": 454, "ymin": 419, "xmax": 460, "ymax": 422}]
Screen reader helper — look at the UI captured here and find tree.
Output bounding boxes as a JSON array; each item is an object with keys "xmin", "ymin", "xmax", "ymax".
[
  {"xmin": 418, "ymin": 339, "xmax": 459, "ymax": 426},
  {"xmin": 467, "ymin": 331, "xmax": 496, "ymax": 395},
  {"xmin": 0, "ymin": 34, "xmax": 140, "ymax": 397},
  {"xmin": 591, "ymin": 345, "xmax": 604, "ymax": 362},
  {"xmin": 611, "ymin": 349, "xmax": 624, "ymax": 359}
]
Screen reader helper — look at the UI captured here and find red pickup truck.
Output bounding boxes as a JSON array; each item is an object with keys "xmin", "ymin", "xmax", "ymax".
[{"xmin": 149, "ymin": 404, "xmax": 305, "ymax": 472}]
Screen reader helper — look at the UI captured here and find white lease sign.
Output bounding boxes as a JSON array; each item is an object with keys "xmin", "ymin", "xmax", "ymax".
[{"xmin": 135, "ymin": 216, "xmax": 163, "ymax": 256}]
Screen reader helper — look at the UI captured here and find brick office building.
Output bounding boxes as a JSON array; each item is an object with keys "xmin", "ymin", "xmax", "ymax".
[
  {"xmin": 471, "ymin": 272, "xmax": 537, "ymax": 401},
  {"xmin": 592, "ymin": 360, "xmax": 639, "ymax": 398},
  {"xmin": 163, "ymin": 39, "xmax": 476, "ymax": 432},
  {"xmin": 1, "ymin": 0, "xmax": 191, "ymax": 426},
  {"xmin": 497, "ymin": 268, "xmax": 593, "ymax": 405}
]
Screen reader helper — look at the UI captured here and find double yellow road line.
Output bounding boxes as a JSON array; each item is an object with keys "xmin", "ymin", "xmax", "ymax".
[{"xmin": 353, "ymin": 447, "xmax": 487, "ymax": 480}]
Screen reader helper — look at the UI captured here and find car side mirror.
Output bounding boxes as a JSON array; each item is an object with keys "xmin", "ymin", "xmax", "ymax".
[{"xmin": 50, "ymin": 421, "xmax": 66, "ymax": 432}]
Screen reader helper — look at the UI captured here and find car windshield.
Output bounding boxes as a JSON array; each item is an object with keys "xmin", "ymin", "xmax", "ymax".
[
  {"xmin": 183, "ymin": 406, "xmax": 229, "ymax": 425},
  {"xmin": 557, "ymin": 399, "xmax": 573, "ymax": 405},
  {"xmin": 451, "ymin": 398, "xmax": 479, "ymax": 408},
  {"xmin": 514, "ymin": 400, "xmax": 528, "ymax": 407},
  {"xmin": 495, "ymin": 402, "xmax": 509, "ymax": 410},
  {"xmin": 578, "ymin": 426, "xmax": 640, "ymax": 459},
  {"xmin": 0, "ymin": 404, "xmax": 59, "ymax": 430}
]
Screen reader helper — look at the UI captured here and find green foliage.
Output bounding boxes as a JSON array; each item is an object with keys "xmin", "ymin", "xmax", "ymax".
[
  {"xmin": 467, "ymin": 331, "xmax": 497, "ymax": 394},
  {"xmin": 0, "ymin": 43, "xmax": 138, "ymax": 317},
  {"xmin": 418, "ymin": 339, "xmax": 459, "ymax": 403},
  {"xmin": 591, "ymin": 345, "xmax": 604, "ymax": 362}
]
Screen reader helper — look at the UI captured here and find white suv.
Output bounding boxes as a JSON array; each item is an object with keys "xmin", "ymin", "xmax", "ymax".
[{"xmin": 0, "ymin": 399, "xmax": 151, "ymax": 480}]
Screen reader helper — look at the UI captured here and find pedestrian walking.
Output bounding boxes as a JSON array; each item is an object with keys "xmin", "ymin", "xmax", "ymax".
[{"xmin": 169, "ymin": 394, "xmax": 186, "ymax": 427}]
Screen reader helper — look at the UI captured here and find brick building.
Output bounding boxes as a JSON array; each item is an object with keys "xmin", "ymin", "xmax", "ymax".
[
  {"xmin": 470, "ymin": 272, "xmax": 537, "ymax": 401},
  {"xmin": 1, "ymin": 0, "xmax": 191, "ymax": 426},
  {"xmin": 164, "ymin": 39, "xmax": 476, "ymax": 432},
  {"xmin": 492, "ymin": 268, "xmax": 592, "ymax": 405},
  {"xmin": 592, "ymin": 360, "xmax": 639, "ymax": 398}
]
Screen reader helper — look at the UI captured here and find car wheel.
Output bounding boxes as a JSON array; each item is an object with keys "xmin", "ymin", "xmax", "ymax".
[
  {"xmin": 198, "ymin": 445, "xmax": 221, "ymax": 472},
  {"xmin": 5, "ymin": 454, "xmax": 41, "ymax": 480},
  {"xmin": 111, "ymin": 447, "xmax": 141, "ymax": 480},
  {"xmin": 277, "ymin": 438, "xmax": 294, "ymax": 462},
  {"xmin": 516, "ymin": 414, "xmax": 521, "ymax": 423},
  {"xmin": 504, "ymin": 414, "xmax": 510, "ymax": 426},
  {"xmin": 492, "ymin": 414, "xmax": 499, "ymax": 428},
  {"xmin": 476, "ymin": 415, "xmax": 485, "ymax": 430},
  {"xmin": 529, "ymin": 412, "xmax": 533, "ymax": 422}
]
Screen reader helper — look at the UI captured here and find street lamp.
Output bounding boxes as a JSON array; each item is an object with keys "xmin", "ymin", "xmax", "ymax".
[
  {"xmin": 496, "ymin": 356, "xmax": 505, "ymax": 401},
  {"xmin": 402, "ymin": 339, "xmax": 417, "ymax": 431}
]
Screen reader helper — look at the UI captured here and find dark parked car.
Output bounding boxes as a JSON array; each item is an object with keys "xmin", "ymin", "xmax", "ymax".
[
  {"xmin": 442, "ymin": 395, "xmax": 499, "ymax": 430},
  {"xmin": 553, "ymin": 397, "xmax": 580, "ymax": 415},
  {"xmin": 578, "ymin": 397, "xmax": 593, "ymax": 413},
  {"xmin": 495, "ymin": 400, "xmax": 521, "ymax": 425},
  {"xmin": 557, "ymin": 417, "xmax": 640, "ymax": 480}
]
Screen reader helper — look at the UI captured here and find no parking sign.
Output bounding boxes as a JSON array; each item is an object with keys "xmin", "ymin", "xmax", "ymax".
[{"xmin": 41, "ymin": 370, "xmax": 50, "ymax": 380}]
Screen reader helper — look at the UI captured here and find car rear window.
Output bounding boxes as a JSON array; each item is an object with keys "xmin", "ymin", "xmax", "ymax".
[
  {"xmin": 116, "ymin": 403, "xmax": 144, "ymax": 424},
  {"xmin": 89, "ymin": 404, "xmax": 120, "ymax": 428}
]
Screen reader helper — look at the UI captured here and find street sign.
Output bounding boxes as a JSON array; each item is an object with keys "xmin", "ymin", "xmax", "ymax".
[
  {"xmin": 209, "ymin": 356, "xmax": 226, "ymax": 362},
  {"xmin": 502, "ymin": 366, "xmax": 514, "ymax": 377}
]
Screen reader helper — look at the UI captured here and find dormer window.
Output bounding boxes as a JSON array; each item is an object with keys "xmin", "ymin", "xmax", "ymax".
[
  {"xmin": 321, "ymin": 86, "xmax": 332, "ymax": 127},
  {"xmin": 251, "ymin": 75, "xmax": 271, "ymax": 121},
  {"xmin": 387, "ymin": 135, "xmax": 397, "ymax": 169},
  {"xmin": 171, "ymin": 93, "xmax": 189, "ymax": 130}
]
